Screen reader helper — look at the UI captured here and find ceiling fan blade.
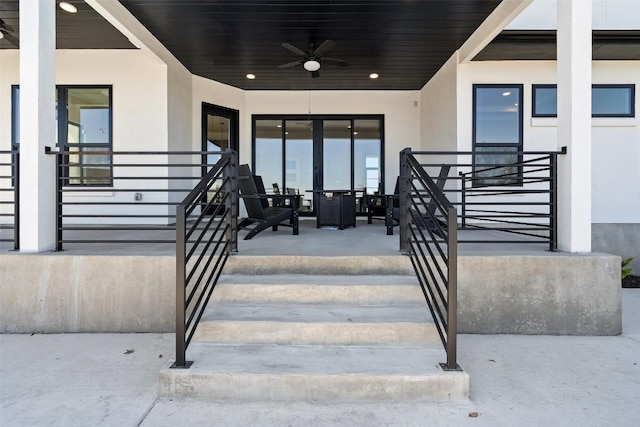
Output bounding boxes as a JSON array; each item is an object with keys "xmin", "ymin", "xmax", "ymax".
[
  {"xmin": 278, "ymin": 60, "xmax": 303, "ymax": 69},
  {"xmin": 281, "ymin": 43, "xmax": 307, "ymax": 57},
  {"xmin": 320, "ymin": 57, "xmax": 348, "ymax": 67},
  {"xmin": 311, "ymin": 70, "xmax": 320, "ymax": 78},
  {"xmin": 312, "ymin": 39, "xmax": 336, "ymax": 57}
]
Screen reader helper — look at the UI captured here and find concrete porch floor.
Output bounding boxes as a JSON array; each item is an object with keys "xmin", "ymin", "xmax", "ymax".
[{"xmin": 1, "ymin": 218, "xmax": 556, "ymax": 256}]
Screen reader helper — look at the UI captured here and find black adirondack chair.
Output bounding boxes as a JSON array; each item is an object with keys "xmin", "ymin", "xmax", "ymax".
[
  {"xmin": 367, "ymin": 165, "xmax": 450, "ymax": 235},
  {"xmin": 237, "ymin": 164, "xmax": 300, "ymax": 240}
]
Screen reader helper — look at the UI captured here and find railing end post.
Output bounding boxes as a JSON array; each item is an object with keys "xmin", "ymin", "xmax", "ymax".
[{"xmin": 170, "ymin": 360, "xmax": 193, "ymax": 369}]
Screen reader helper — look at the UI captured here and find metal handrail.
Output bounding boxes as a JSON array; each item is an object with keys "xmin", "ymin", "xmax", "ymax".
[
  {"xmin": 45, "ymin": 148, "xmax": 227, "ymax": 250},
  {"xmin": 173, "ymin": 149, "xmax": 237, "ymax": 369},
  {"xmin": 400, "ymin": 148, "xmax": 458, "ymax": 371},
  {"xmin": 0, "ymin": 147, "xmax": 19, "ymax": 250},
  {"xmin": 412, "ymin": 148, "xmax": 565, "ymax": 251}
]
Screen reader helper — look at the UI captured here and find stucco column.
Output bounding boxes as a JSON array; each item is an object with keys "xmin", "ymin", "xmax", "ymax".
[
  {"xmin": 556, "ymin": 0, "xmax": 592, "ymax": 253},
  {"xmin": 19, "ymin": 0, "xmax": 57, "ymax": 252}
]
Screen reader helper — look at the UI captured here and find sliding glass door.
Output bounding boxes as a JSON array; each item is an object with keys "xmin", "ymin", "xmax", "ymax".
[{"xmin": 253, "ymin": 115, "xmax": 383, "ymax": 216}]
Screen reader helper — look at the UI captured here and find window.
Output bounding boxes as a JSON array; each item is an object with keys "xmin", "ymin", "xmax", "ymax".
[
  {"xmin": 472, "ymin": 84, "xmax": 523, "ymax": 186},
  {"xmin": 11, "ymin": 85, "xmax": 113, "ymax": 186},
  {"xmin": 532, "ymin": 84, "xmax": 635, "ymax": 117}
]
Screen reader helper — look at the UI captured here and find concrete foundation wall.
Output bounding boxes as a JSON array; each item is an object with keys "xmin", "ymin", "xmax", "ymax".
[
  {"xmin": 593, "ymin": 223, "xmax": 640, "ymax": 273},
  {"xmin": 0, "ymin": 253, "xmax": 621, "ymax": 335},
  {"xmin": 0, "ymin": 255, "xmax": 174, "ymax": 333},
  {"xmin": 458, "ymin": 254, "xmax": 621, "ymax": 335}
]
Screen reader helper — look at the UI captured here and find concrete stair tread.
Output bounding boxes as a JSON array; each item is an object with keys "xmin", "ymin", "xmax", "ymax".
[
  {"xmin": 179, "ymin": 343, "xmax": 448, "ymax": 375},
  {"xmin": 200, "ymin": 303, "xmax": 434, "ymax": 324}
]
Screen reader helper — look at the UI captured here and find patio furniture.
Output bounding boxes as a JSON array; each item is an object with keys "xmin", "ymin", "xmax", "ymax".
[
  {"xmin": 368, "ymin": 165, "xmax": 450, "ymax": 235},
  {"xmin": 316, "ymin": 190, "xmax": 356, "ymax": 230},
  {"xmin": 237, "ymin": 164, "xmax": 300, "ymax": 240}
]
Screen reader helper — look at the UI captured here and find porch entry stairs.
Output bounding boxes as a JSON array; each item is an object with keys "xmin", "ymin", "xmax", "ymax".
[{"xmin": 160, "ymin": 261, "xmax": 469, "ymax": 401}]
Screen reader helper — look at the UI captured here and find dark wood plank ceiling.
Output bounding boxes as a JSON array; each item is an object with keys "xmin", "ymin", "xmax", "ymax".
[
  {"xmin": 0, "ymin": 0, "xmax": 135, "ymax": 50},
  {"xmin": 3, "ymin": 1, "xmax": 638, "ymax": 91},
  {"xmin": 118, "ymin": 0, "xmax": 502, "ymax": 90}
]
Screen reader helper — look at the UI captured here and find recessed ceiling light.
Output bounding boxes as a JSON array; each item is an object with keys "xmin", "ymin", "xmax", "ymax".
[
  {"xmin": 246, "ymin": 74, "xmax": 256, "ymax": 80},
  {"xmin": 277, "ymin": 124, "xmax": 282, "ymax": 128},
  {"xmin": 354, "ymin": 131, "xmax": 359, "ymax": 135},
  {"xmin": 502, "ymin": 91, "xmax": 511, "ymax": 96},
  {"xmin": 59, "ymin": 2, "xmax": 78, "ymax": 13},
  {"xmin": 369, "ymin": 73, "xmax": 379, "ymax": 79}
]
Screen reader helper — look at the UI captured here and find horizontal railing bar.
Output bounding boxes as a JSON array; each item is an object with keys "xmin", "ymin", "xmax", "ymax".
[
  {"xmin": 50, "ymin": 149, "xmax": 224, "ymax": 155},
  {"xmin": 412, "ymin": 150, "xmax": 563, "ymax": 155},
  {"xmin": 59, "ymin": 188, "xmax": 197, "ymax": 192},
  {"xmin": 60, "ymin": 202, "xmax": 185, "ymax": 205},
  {"xmin": 57, "ymin": 163, "xmax": 218, "ymax": 168},
  {"xmin": 58, "ymin": 176, "xmax": 213, "ymax": 181}
]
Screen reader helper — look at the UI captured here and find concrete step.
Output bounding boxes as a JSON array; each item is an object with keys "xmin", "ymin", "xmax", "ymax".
[
  {"xmin": 224, "ymin": 255, "xmax": 413, "ymax": 275},
  {"xmin": 193, "ymin": 303, "xmax": 439, "ymax": 345},
  {"xmin": 213, "ymin": 274, "xmax": 424, "ymax": 304},
  {"xmin": 160, "ymin": 343, "xmax": 468, "ymax": 401}
]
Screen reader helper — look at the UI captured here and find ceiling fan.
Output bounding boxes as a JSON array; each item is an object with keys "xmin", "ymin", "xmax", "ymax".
[
  {"xmin": 278, "ymin": 40, "xmax": 348, "ymax": 78},
  {"xmin": 0, "ymin": 18, "xmax": 18, "ymax": 47}
]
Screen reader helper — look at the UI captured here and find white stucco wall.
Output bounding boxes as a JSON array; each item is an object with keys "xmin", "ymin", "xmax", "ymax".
[
  {"xmin": 191, "ymin": 75, "xmax": 246, "ymax": 152},
  {"xmin": 0, "ymin": 49, "xmax": 172, "ymax": 223},
  {"xmin": 244, "ymin": 90, "xmax": 420, "ymax": 194},
  {"xmin": 456, "ymin": 59, "xmax": 640, "ymax": 224},
  {"xmin": 420, "ymin": 53, "xmax": 458, "ymax": 152}
]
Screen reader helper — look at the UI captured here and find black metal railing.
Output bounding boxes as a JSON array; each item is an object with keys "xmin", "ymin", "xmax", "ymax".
[
  {"xmin": 0, "ymin": 147, "xmax": 19, "ymax": 250},
  {"xmin": 400, "ymin": 148, "xmax": 458, "ymax": 370},
  {"xmin": 45, "ymin": 148, "xmax": 228, "ymax": 250},
  {"xmin": 412, "ymin": 148, "xmax": 565, "ymax": 251},
  {"xmin": 173, "ymin": 149, "xmax": 237, "ymax": 368}
]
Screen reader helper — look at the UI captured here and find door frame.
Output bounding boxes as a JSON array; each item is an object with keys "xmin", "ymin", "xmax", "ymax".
[
  {"xmin": 252, "ymin": 114, "xmax": 385, "ymax": 216},
  {"xmin": 201, "ymin": 102, "xmax": 239, "ymax": 170}
]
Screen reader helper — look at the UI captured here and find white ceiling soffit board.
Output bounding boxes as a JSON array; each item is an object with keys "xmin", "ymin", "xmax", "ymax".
[
  {"xmin": 84, "ymin": 0, "xmax": 182, "ymax": 69},
  {"xmin": 458, "ymin": 0, "xmax": 534, "ymax": 63}
]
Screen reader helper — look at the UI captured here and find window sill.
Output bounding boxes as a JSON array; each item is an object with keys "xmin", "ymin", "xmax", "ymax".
[{"xmin": 530, "ymin": 117, "xmax": 636, "ymax": 127}]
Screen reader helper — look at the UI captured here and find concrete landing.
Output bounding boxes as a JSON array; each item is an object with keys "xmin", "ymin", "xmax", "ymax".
[{"xmin": 159, "ymin": 343, "xmax": 468, "ymax": 401}]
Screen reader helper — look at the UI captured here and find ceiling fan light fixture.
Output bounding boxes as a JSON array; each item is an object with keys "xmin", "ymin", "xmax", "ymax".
[
  {"xmin": 303, "ymin": 60, "xmax": 321, "ymax": 72},
  {"xmin": 0, "ymin": 32, "xmax": 4, "ymax": 40},
  {"xmin": 59, "ymin": 2, "xmax": 78, "ymax": 14}
]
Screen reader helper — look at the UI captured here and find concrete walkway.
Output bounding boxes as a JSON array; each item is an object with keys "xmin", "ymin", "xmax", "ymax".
[{"xmin": 1, "ymin": 290, "xmax": 639, "ymax": 427}]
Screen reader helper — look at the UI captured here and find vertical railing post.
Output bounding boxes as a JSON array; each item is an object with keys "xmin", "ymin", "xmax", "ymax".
[
  {"xmin": 172, "ymin": 204, "xmax": 191, "ymax": 368},
  {"xmin": 399, "ymin": 148, "xmax": 412, "ymax": 254},
  {"xmin": 459, "ymin": 171, "xmax": 467, "ymax": 229},
  {"xmin": 13, "ymin": 148, "xmax": 20, "ymax": 250},
  {"xmin": 444, "ymin": 206, "xmax": 459, "ymax": 370},
  {"xmin": 50, "ymin": 148, "xmax": 64, "ymax": 251},
  {"xmin": 549, "ymin": 151, "xmax": 559, "ymax": 252}
]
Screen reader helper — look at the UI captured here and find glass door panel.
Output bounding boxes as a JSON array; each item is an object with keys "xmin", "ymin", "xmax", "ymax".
[
  {"xmin": 322, "ymin": 120, "xmax": 351, "ymax": 191},
  {"xmin": 255, "ymin": 119, "xmax": 283, "ymax": 195},
  {"xmin": 206, "ymin": 114, "xmax": 230, "ymax": 165},
  {"xmin": 353, "ymin": 119, "xmax": 381, "ymax": 213},
  {"xmin": 285, "ymin": 120, "xmax": 313, "ymax": 212}
]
